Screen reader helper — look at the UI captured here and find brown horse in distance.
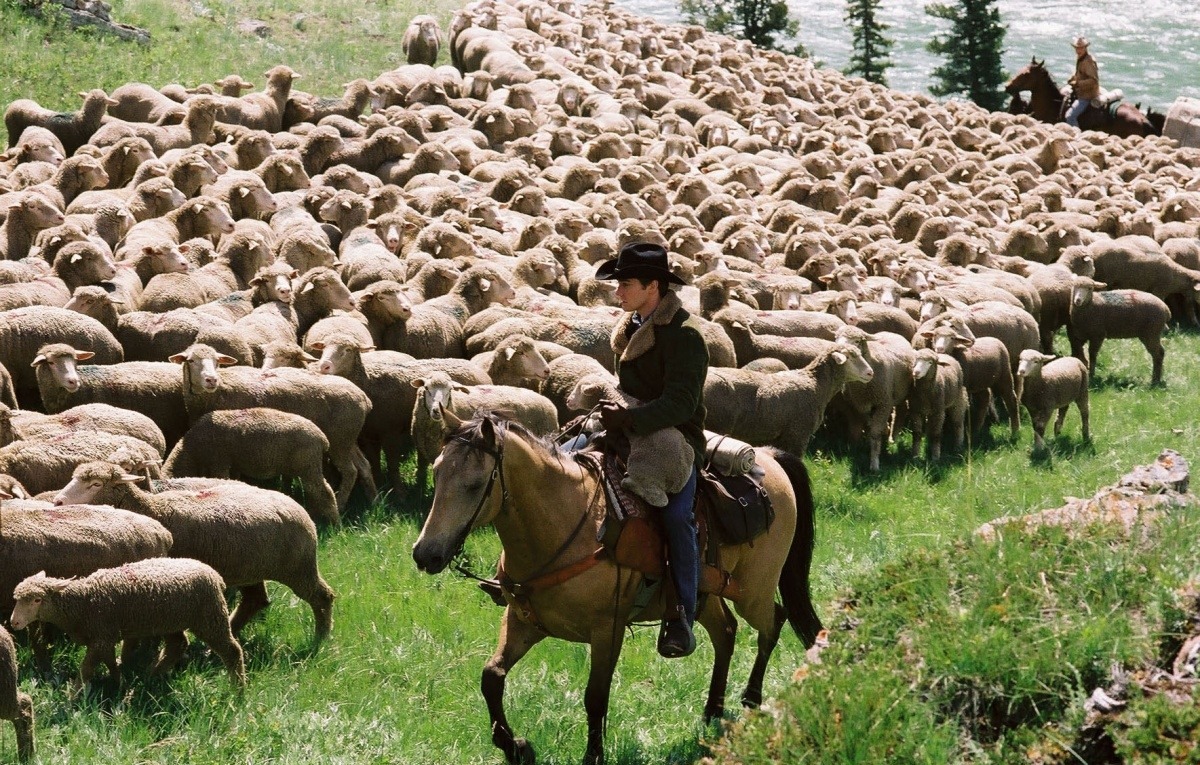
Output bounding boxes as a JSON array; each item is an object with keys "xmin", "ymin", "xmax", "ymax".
[{"xmin": 1005, "ymin": 57, "xmax": 1157, "ymax": 138}]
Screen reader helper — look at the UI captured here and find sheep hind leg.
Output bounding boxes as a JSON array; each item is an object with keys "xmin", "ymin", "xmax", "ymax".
[
  {"xmin": 151, "ymin": 632, "xmax": 188, "ymax": 675},
  {"xmin": 286, "ymin": 573, "xmax": 336, "ymax": 642},
  {"xmin": 1143, "ymin": 336, "xmax": 1165, "ymax": 384},
  {"xmin": 351, "ymin": 445, "xmax": 377, "ymax": 504},
  {"xmin": 1087, "ymin": 338, "xmax": 1103, "ymax": 378},
  {"xmin": 195, "ymin": 624, "xmax": 246, "ymax": 688},
  {"xmin": 14, "ymin": 692, "xmax": 33, "ymax": 763},
  {"xmin": 230, "ymin": 582, "xmax": 271, "ymax": 637},
  {"xmin": 1078, "ymin": 393, "xmax": 1090, "ymax": 441},
  {"xmin": 330, "ymin": 452, "xmax": 358, "ymax": 512},
  {"xmin": 1053, "ymin": 405, "xmax": 1070, "ymax": 437}
]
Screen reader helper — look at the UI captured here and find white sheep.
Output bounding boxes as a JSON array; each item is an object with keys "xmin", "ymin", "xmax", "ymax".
[
  {"xmin": 1067, "ymin": 277, "xmax": 1170, "ymax": 385},
  {"xmin": 11, "ymin": 561, "xmax": 246, "ymax": 689},
  {"xmin": 1015, "ymin": 350, "xmax": 1090, "ymax": 450},
  {"xmin": 908, "ymin": 348, "xmax": 968, "ymax": 461}
]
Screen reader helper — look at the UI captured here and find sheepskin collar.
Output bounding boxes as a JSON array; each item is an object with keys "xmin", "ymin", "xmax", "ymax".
[{"xmin": 610, "ymin": 290, "xmax": 684, "ymax": 363}]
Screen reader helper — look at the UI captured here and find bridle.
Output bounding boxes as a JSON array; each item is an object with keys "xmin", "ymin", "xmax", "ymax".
[{"xmin": 445, "ymin": 430, "xmax": 510, "ymax": 563}]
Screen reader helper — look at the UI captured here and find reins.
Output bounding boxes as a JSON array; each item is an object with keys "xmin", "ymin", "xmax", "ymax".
[{"xmin": 446, "ymin": 420, "xmax": 609, "ymax": 631}]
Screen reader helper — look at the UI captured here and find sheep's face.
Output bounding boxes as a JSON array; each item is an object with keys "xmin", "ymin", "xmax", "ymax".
[
  {"xmin": 919, "ymin": 292, "xmax": 947, "ymax": 322},
  {"xmin": 506, "ymin": 343, "xmax": 550, "ymax": 382},
  {"xmin": 1016, "ymin": 350, "xmax": 1052, "ymax": 379},
  {"xmin": 14, "ymin": 194, "xmax": 66, "ymax": 230},
  {"xmin": 238, "ymin": 183, "xmax": 278, "ymax": 216},
  {"xmin": 835, "ymin": 346, "xmax": 875, "ymax": 384},
  {"xmin": 832, "ymin": 296, "xmax": 859, "ymax": 325},
  {"xmin": 197, "ymin": 202, "xmax": 236, "ymax": 235},
  {"xmin": 31, "ymin": 346, "xmax": 94, "ymax": 393},
  {"xmin": 1070, "ymin": 281, "xmax": 1096, "ymax": 308},
  {"xmin": 314, "ymin": 341, "xmax": 362, "ymax": 376},
  {"xmin": 150, "ymin": 244, "xmax": 191, "ymax": 274},
  {"xmin": 362, "ymin": 286, "xmax": 412, "ymax": 322},
  {"xmin": 24, "ymin": 139, "xmax": 65, "ymax": 166},
  {"xmin": 911, "ymin": 351, "xmax": 939, "ymax": 381},
  {"xmin": 170, "ymin": 346, "xmax": 236, "ymax": 393},
  {"xmin": 414, "ymin": 376, "xmax": 465, "ymax": 421},
  {"xmin": 10, "ymin": 582, "xmax": 53, "ymax": 631}
]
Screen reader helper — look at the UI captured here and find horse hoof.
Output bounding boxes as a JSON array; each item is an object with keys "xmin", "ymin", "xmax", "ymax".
[
  {"xmin": 741, "ymin": 691, "xmax": 763, "ymax": 708},
  {"xmin": 510, "ymin": 738, "xmax": 536, "ymax": 765}
]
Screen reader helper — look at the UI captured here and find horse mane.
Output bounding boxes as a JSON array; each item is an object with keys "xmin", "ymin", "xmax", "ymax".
[{"xmin": 442, "ymin": 412, "xmax": 569, "ymax": 462}]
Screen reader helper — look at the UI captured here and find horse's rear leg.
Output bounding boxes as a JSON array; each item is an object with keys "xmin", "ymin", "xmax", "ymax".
[
  {"xmin": 697, "ymin": 597, "xmax": 737, "ymax": 723},
  {"xmin": 742, "ymin": 603, "xmax": 787, "ymax": 708},
  {"xmin": 483, "ymin": 612, "xmax": 544, "ymax": 765},
  {"xmin": 584, "ymin": 619, "xmax": 627, "ymax": 765}
]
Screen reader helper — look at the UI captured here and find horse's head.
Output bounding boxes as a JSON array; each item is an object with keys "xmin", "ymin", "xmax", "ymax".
[
  {"xmin": 413, "ymin": 413, "xmax": 507, "ymax": 575},
  {"xmin": 1005, "ymin": 57, "xmax": 1047, "ymax": 95}
]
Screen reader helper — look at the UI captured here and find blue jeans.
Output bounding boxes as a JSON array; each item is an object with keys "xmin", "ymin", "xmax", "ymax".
[
  {"xmin": 662, "ymin": 466, "xmax": 699, "ymax": 624},
  {"xmin": 1066, "ymin": 98, "xmax": 1089, "ymax": 126}
]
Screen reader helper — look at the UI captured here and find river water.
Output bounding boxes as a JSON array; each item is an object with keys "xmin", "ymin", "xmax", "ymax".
[{"xmin": 614, "ymin": 0, "xmax": 1199, "ymax": 111}]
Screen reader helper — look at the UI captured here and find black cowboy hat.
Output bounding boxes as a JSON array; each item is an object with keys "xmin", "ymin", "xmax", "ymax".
[{"xmin": 595, "ymin": 241, "xmax": 686, "ymax": 285}]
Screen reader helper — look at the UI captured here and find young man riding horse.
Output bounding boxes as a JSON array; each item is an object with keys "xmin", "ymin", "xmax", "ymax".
[
  {"xmin": 595, "ymin": 241, "xmax": 708, "ymax": 659},
  {"xmin": 1066, "ymin": 36, "xmax": 1100, "ymax": 127}
]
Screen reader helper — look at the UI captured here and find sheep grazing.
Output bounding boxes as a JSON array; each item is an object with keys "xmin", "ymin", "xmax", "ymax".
[
  {"xmin": 907, "ymin": 349, "xmax": 968, "ymax": 462},
  {"xmin": 4, "ymin": 89, "xmax": 118, "ymax": 155},
  {"xmin": 704, "ymin": 344, "xmax": 875, "ymax": 457},
  {"xmin": 1015, "ymin": 350, "xmax": 1090, "ymax": 451},
  {"xmin": 403, "ymin": 15, "xmax": 443, "ymax": 66},
  {"xmin": 164, "ymin": 408, "xmax": 339, "ymax": 525},
  {"xmin": 55, "ymin": 460, "xmax": 336, "ymax": 642},
  {"xmin": 1067, "ymin": 277, "xmax": 1170, "ymax": 385},
  {"xmin": 170, "ymin": 343, "xmax": 374, "ymax": 511},
  {"xmin": 566, "ymin": 372, "xmax": 692, "ymax": 507},
  {"xmin": 0, "ymin": 624, "xmax": 34, "ymax": 763},
  {"xmin": 10, "ymin": 561, "xmax": 246, "ymax": 689}
]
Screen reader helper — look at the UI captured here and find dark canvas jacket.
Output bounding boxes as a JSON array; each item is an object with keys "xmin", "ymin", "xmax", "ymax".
[{"xmin": 610, "ymin": 290, "xmax": 709, "ymax": 470}]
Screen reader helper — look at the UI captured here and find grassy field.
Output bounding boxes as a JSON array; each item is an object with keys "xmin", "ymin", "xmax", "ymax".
[
  {"xmin": 0, "ymin": 0, "xmax": 459, "ymax": 146},
  {"xmin": 4, "ymin": 1, "xmax": 1200, "ymax": 762}
]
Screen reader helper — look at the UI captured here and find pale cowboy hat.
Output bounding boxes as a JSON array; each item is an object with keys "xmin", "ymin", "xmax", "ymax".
[{"xmin": 1072, "ymin": 36, "xmax": 1090, "ymax": 49}]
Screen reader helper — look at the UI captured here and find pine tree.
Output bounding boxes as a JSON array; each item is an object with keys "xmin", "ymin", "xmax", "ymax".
[
  {"xmin": 844, "ymin": 0, "xmax": 893, "ymax": 85},
  {"xmin": 680, "ymin": 0, "xmax": 804, "ymax": 54},
  {"xmin": 925, "ymin": 0, "xmax": 1007, "ymax": 111}
]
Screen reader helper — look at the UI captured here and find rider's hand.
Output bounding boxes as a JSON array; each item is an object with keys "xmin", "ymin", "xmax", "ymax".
[{"xmin": 599, "ymin": 403, "xmax": 632, "ymax": 432}]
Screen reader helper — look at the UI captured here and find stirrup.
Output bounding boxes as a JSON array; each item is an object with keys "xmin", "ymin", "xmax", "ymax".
[{"xmin": 657, "ymin": 608, "xmax": 696, "ymax": 659}]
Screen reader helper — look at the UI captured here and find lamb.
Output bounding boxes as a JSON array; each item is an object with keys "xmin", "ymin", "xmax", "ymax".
[
  {"xmin": 170, "ymin": 343, "xmax": 374, "ymax": 511},
  {"xmin": 0, "ymin": 624, "xmax": 34, "ymax": 763},
  {"xmin": 387, "ymin": 265, "xmax": 516, "ymax": 359},
  {"xmin": 163, "ymin": 408, "xmax": 339, "ymax": 525},
  {"xmin": 55, "ymin": 460, "xmax": 336, "ymax": 642},
  {"xmin": 10, "ymin": 561, "xmax": 246, "ymax": 689},
  {"xmin": 293, "ymin": 266, "xmax": 355, "ymax": 336},
  {"xmin": 52, "ymin": 240, "xmax": 117, "ymax": 292},
  {"xmin": 33, "ymin": 343, "xmax": 189, "ymax": 448},
  {"xmin": 1067, "ymin": 277, "xmax": 1170, "ymax": 385},
  {"xmin": 1015, "ymin": 350, "xmax": 1090, "ymax": 450},
  {"xmin": 923, "ymin": 325, "xmax": 1020, "ymax": 438},
  {"xmin": 907, "ymin": 349, "xmax": 968, "ymax": 461},
  {"xmin": 4, "ymin": 89, "xmax": 118, "ymax": 155},
  {"xmin": 138, "ymin": 230, "xmax": 272, "ymax": 311},
  {"xmin": 8, "ymin": 401, "xmax": 166, "ymax": 454},
  {"xmin": 1, "ymin": 191, "xmax": 65, "ymax": 260},
  {"xmin": 475, "ymin": 334, "xmax": 551, "ymax": 388},
  {"xmin": 714, "ymin": 314, "xmax": 835, "ymax": 370},
  {"xmin": 917, "ymin": 301, "xmax": 1041, "ymax": 374},
  {"xmin": 117, "ymin": 197, "xmax": 237, "ymax": 257},
  {"xmin": 0, "ymin": 306, "xmax": 123, "ymax": 409},
  {"xmin": 311, "ymin": 334, "xmax": 488, "ymax": 489},
  {"xmin": 831, "ymin": 326, "xmax": 915, "ymax": 472},
  {"xmin": 90, "ymin": 95, "xmax": 221, "ymax": 155},
  {"xmin": 0, "ymin": 495, "xmax": 173, "ymax": 637},
  {"xmin": 565, "ymin": 372, "xmax": 692, "ymax": 506},
  {"xmin": 538, "ymin": 352, "xmax": 612, "ymax": 424},
  {"xmin": 410, "ymin": 372, "xmax": 559, "ymax": 484},
  {"xmin": 703, "ymin": 344, "xmax": 875, "ymax": 456},
  {"xmin": 212, "ymin": 65, "xmax": 299, "ymax": 133},
  {"xmin": 403, "ymin": 15, "xmax": 443, "ymax": 65}
]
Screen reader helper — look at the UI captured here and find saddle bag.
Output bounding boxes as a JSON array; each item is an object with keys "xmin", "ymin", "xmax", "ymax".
[{"xmin": 699, "ymin": 469, "xmax": 774, "ymax": 545}]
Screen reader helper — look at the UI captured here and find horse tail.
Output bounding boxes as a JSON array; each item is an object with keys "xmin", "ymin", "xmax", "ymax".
[{"xmin": 766, "ymin": 447, "xmax": 823, "ymax": 647}]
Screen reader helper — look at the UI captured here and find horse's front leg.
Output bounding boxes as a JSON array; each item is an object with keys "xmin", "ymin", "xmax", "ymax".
[
  {"xmin": 483, "ymin": 610, "xmax": 545, "ymax": 765},
  {"xmin": 583, "ymin": 619, "xmax": 627, "ymax": 765}
]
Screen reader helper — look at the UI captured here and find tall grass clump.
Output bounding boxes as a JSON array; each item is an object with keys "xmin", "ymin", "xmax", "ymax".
[{"xmin": 706, "ymin": 509, "xmax": 1200, "ymax": 764}]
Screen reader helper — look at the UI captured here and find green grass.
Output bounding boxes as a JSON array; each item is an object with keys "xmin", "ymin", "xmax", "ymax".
[{"xmin": 0, "ymin": 0, "xmax": 461, "ymax": 146}]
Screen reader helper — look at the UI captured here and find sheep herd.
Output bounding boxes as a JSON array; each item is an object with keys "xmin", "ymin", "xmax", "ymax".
[{"xmin": 0, "ymin": 0, "xmax": 1199, "ymax": 757}]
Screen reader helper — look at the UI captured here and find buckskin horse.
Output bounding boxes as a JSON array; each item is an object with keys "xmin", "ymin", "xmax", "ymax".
[
  {"xmin": 412, "ymin": 412, "xmax": 822, "ymax": 765},
  {"xmin": 1005, "ymin": 57, "xmax": 1156, "ymax": 138}
]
